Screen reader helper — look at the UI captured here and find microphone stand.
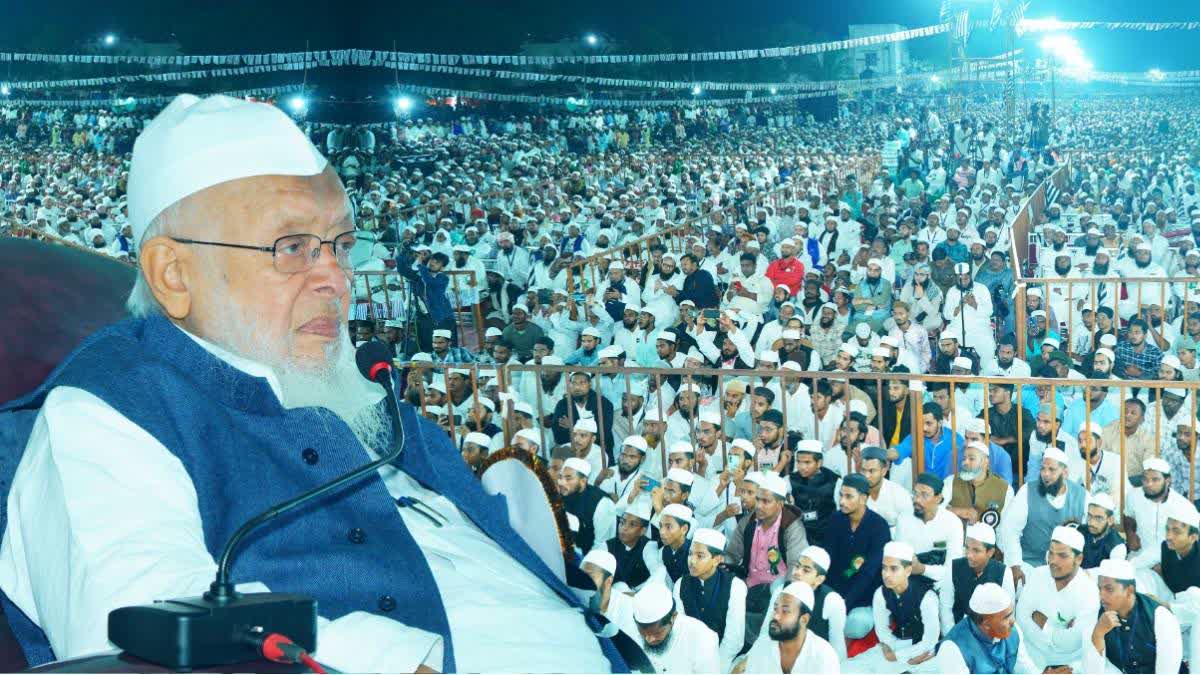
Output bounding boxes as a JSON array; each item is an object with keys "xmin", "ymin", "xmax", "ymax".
[{"xmin": 107, "ymin": 344, "xmax": 405, "ymax": 670}]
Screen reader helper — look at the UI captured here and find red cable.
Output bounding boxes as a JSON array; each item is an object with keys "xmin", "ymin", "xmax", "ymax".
[{"xmin": 300, "ymin": 653, "xmax": 328, "ymax": 674}]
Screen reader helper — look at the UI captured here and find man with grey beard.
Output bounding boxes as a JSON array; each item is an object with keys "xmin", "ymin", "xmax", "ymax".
[{"xmin": 0, "ymin": 95, "xmax": 626, "ymax": 673}]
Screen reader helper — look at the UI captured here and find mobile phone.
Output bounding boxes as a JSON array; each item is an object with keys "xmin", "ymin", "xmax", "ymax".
[
  {"xmin": 571, "ymin": 293, "xmax": 587, "ymax": 303},
  {"xmin": 727, "ymin": 455, "xmax": 742, "ymax": 471},
  {"xmin": 731, "ymin": 501, "xmax": 743, "ymax": 515},
  {"xmin": 643, "ymin": 477, "xmax": 660, "ymax": 491},
  {"xmin": 702, "ymin": 308, "xmax": 720, "ymax": 329}
]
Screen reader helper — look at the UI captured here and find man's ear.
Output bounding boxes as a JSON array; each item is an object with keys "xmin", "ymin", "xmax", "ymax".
[{"xmin": 139, "ymin": 236, "xmax": 193, "ymax": 319}]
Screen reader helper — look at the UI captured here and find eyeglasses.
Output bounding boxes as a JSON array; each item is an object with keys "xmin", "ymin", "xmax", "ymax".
[{"xmin": 171, "ymin": 230, "xmax": 364, "ymax": 274}]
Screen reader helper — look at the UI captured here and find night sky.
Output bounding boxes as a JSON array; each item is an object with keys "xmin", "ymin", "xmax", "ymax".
[{"xmin": 2, "ymin": 0, "xmax": 1197, "ymax": 114}]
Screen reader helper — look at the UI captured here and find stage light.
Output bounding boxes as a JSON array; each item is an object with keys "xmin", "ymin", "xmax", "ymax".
[
  {"xmin": 769, "ymin": 87, "xmax": 778, "ymax": 95},
  {"xmin": 287, "ymin": 96, "xmax": 307, "ymax": 112},
  {"xmin": 692, "ymin": 85, "xmax": 702, "ymax": 96},
  {"xmin": 1039, "ymin": 34, "xmax": 1091, "ymax": 74},
  {"xmin": 1148, "ymin": 68, "xmax": 1165, "ymax": 82},
  {"xmin": 104, "ymin": 34, "xmax": 117, "ymax": 46},
  {"xmin": 585, "ymin": 33, "xmax": 598, "ymax": 46},
  {"xmin": 930, "ymin": 75, "xmax": 941, "ymax": 83},
  {"xmin": 0, "ymin": 85, "xmax": 9, "ymax": 96},
  {"xmin": 395, "ymin": 96, "xmax": 413, "ymax": 112},
  {"xmin": 1019, "ymin": 17, "xmax": 1067, "ymax": 33}
]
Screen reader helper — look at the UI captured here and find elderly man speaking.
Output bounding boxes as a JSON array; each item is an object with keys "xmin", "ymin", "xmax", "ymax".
[{"xmin": 0, "ymin": 96, "xmax": 624, "ymax": 673}]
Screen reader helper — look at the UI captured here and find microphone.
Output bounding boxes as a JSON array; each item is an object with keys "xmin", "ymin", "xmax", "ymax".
[{"xmin": 107, "ymin": 342, "xmax": 407, "ymax": 670}]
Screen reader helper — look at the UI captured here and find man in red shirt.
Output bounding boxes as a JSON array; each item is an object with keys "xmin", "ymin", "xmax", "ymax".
[{"xmin": 766, "ymin": 238, "xmax": 806, "ymax": 296}]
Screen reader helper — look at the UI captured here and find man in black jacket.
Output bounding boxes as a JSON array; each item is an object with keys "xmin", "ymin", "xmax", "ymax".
[
  {"xmin": 558, "ymin": 457, "xmax": 617, "ymax": 556},
  {"xmin": 550, "ymin": 372, "xmax": 616, "ymax": 461},
  {"xmin": 677, "ymin": 253, "xmax": 719, "ymax": 309},
  {"xmin": 789, "ymin": 439, "xmax": 839, "ymax": 548}
]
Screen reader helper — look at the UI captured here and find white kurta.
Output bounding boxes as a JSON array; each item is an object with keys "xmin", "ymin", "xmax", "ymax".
[
  {"xmin": 1123, "ymin": 487, "xmax": 1193, "ymax": 570},
  {"xmin": 637, "ymin": 614, "xmax": 722, "ymax": 674},
  {"xmin": 1014, "ymin": 566, "xmax": 1100, "ymax": 670},
  {"xmin": 672, "ymin": 575, "xmax": 748, "ymax": 672},
  {"xmin": 1078, "ymin": 604, "xmax": 1183, "ymax": 674},
  {"xmin": 0, "ymin": 332, "xmax": 611, "ymax": 674},
  {"xmin": 893, "ymin": 508, "xmax": 965, "ymax": 585},
  {"xmin": 756, "ymin": 585, "xmax": 849, "ymax": 663},
  {"xmin": 847, "ymin": 586, "xmax": 940, "ymax": 674},
  {"xmin": 743, "ymin": 630, "xmax": 841, "ymax": 674}
]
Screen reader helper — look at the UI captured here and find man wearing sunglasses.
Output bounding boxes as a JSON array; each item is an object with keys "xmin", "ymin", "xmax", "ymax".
[{"xmin": 0, "ymin": 94, "xmax": 626, "ymax": 673}]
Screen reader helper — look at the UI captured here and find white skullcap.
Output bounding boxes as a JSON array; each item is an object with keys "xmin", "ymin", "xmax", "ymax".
[
  {"xmin": 464, "ymin": 432, "xmax": 492, "ymax": 448},
  {"xmin": 643, "ymin": 407, "xmax": 664, "ymax": 423},
  {"xmin": 485, "ymin": 326, "xmax": 503, "ymax": 337},
  {"xmin": 839, "ymin": 342, "xmax": 859, "ymax": 357},
  {"xmin": 1079, "ymin": 421, "xmax": 1105, "ymax": 438},
  {"xmin": 883, "ymin": 541, "xmax": 915, "ymax": 562},
  {"xmin": 1168, "ymin": 500, "xmax": 1200, "ymax": 529},
  {"xmin": 965, "ymin": 522, "xmax": 997, "ymax": 546},
  {"xmin": 952, "ymin": 356, "xmax": 973, "ymax": 370},
  {"xmin": 666, "ymin": 467, "xmax": 695, "ymax": 487},
  {"xmin": 626, "ymin": 500, "xmax": 653, "ymax": 523},
  {"xmin": 1088, "ymin": 492, "xmax": 1117, "ymax": 514},
  {"xmin": 694, "ymin": 528, "xmax": 727, "ymax": 551},
  {"xmin": 432, "ymin": 329, "xmax": 453, "ymax": 339},
  {"xmin": 731, "ymin": 437, "xmax": 755, "ymax": 455},
  {"xmin": 968, "ymin": 583, "xmax": 1011, "ymax": 615},
  {"xmin": 633, "ymin": 583, "xmax": 675, "ymax": 624},
  {"xmin": 698, "ymin": 409, "xmax": 723, "ymax": 426},
  {"xmin": 128, "ymin": 94, "xmax": 328, "ymax": 246},
  {"xmin": 1095, "ymin": 347, "xmax": 1115, "ymax": 362},
  {"xmin": 623, "ymin": 435, "xmax": 649, "ymax": 452},
  {"xmin": 939, "ymin": 330, "xmax": 958, "ymax": 342},
  {"xmin": 598, "ymin": 345, "xmax": 624, "ymax": 359},
  {"xmin": 582, "ymin": 549, "xmax": 617, "ymax": 576},
  {"xmin": 514, "ymin": 428, "xmax": 542, "ymax": 447},
  {"xmin": 743, "ymin": 470, "xmax": 765, "ymax": 487},
  {"xmin": 965, "ymin": 418, "xmax": 987, "ymax": 435},
  {"xmin": 581, "ymin": 326, "xmax": 604, "ymax": 339},
  {"xmin": 855, "ymin": 323, "xmax": 873, "ymax": 339},
  {"xmin": 758, "ymin": 472, "xmax": 789, "ymax": 498},
  {"xmin": 513, "ymin": 401, "xmax": 535, "ymax": 417},
  {"xmin": 796, "ymin": 439, "xmax": 824, "ymax": 456},
  {"xmin": 669, "ymin": 441, "xmax": 695, "ymax": 456},
  {"xmin": 657, "ymin": 331, "xmax": 677, "ymax": 343},
  {"xmin": 781, "ymin": 361, "xmax": 803, "ymax": 372},
  {"xmin": 661, "ymin": 503, "xmax": 695, "ymax": 528},
  {"xmin": 1163, "ymin": 354, "xmax": 1182, "ymax": 370},
  {"xmin": 1098, "ymin": 559, "xmax": 1137, "ymax": 582},
  {"xmin": 1051, "ymin": 525, "xmax": 1084, "ymax": 552},
  {"xmin": 781, "ymin": 328, "xmax": 802, "ymax": 340},
  {"xmin": 563, "ymin": 457, "xmax": 592, "ymax": 480},
  {"xmin": 880, "ymin": 335, "xmax": 900, "ymax": 348},
  {"xmin": 573, "ymin": 418, "xmax": 598, "ymax": 434},
  {"xmin": 871, "ymin": 347, "xmax": 891, "ymax": 358},
  {"xmin": 800, "ymin": 545, "xmax": 831, "ymax": 572},
  {"xmin": 780, "ymin": 582, "xmax": 815, "ymax": 611},
  {"xmin": 758, "ymin": 350, "xmax": 780, "ymax": 363},
  {"xmin": 1144, "ymin": 457, "xmax": 1172, "ymax": 475},
  {"xmin": 1099, "ymin": 333, "xmax": 1117, "ymax": 347},
  {"xmin": 1042, "ymin": 446, "xmax": 1069, "ymax": 466},
  {"xmin": 1137, "ymin": 242, "xmax": 1153, "ymax": 252},
  {"xmin": 954, "ymin": 262, "xmax": 971, "ymax": 275},
  {"xmin": 867, "ymin": 258, "xmax": 883, "ymax": 268}
]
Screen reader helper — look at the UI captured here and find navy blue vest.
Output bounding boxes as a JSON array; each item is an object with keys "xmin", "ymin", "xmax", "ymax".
[
  {"xmin": 940, "ymin": 616, "xmax": 1019, "ymax": 674},
  {"xmin": 0, "ymin": 316, "xmax": 627, "ymax": 672}
]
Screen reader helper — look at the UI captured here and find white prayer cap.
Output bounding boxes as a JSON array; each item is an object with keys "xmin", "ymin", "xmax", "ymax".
[
  {"xmin": 643, "ymin": 407, "xmax": 664, "ymax": 423},
  {"xmin": 669, "ymin": 441, "xmax": 695, "ymax": 457},
  {"xmin": 485, "ymin": 326, "xmax": 503, "ymax": 338},
  {"xmin": 1163, "ymin": 354, "xmax": 1182, "ymax": 370},
  {"xmin": 1079, "ymin": 421, "xmax": 1105, "ymax": 438},
  {"xmin": 1042, "ymin": 446, "xmax": 1069, "ymax": 466},
  {"xmin": 661, "ymin": 503, "xmax": 695, "ymax": 528},
  {"xmin": 939, "ymin": 330, "xmax": 958, "ymax": 342},
  {"xmin": 656, "ymin": 331, "xmax": 678, "ymax": 343},
  {"xmin": 563, "ymin": 458, "xmax": 592, "ymax": 480},
  {"xmin": 633, "ymin": 583, "xmax": 675, "ymax": 624},
  {"xmin": 968, "ymin": 583, "xmax": 1011, "ymax": 615},
  {"xmin": 731, "ymin": 437, "xmax": 755, "ymax": 455},
  {"xmin": 581, "ymin": 549, "xmax": 617, "ymax": 576},
  {"xmin": 867, "ymin": 258, "xmax": 883, "ymax": 269},
  {"xmin": 780, "ymin": 361, "xmax": 803, "ymax": 372},
  {"xmin": 883, "ymin": 541, "xmax": 915, "ymax": 562},
  {"xmin": 795, "ymin": 439, "xmax": 824, "ymax": 456},
  {"xmin": 781, "ymin": 237, "xmax": 797, "ymax": 248},
  {"xmin": 1095, "ymin": 347, "xmax": 1115, "ymax": 362},
  {"xmin": 758, "ymin": 472, "xmax": 789, "ymax": 499},
  {"xmin": 780, "ymin": 582, "xmax": 815, "ymax": 611},
  {"xmin": 1136, "ymin": 242, "xmax": 1153, "ymax": 253},
  {"xmin": 573, "ymin": 418, "xmax": 598, "ymax": 434},
  {"xmin": 1143, "ymin": 457, "xmax": 1171, "ymax": 475},
  {"xmin": 128, "ymin": 95, "xmax": 328, "ymax": 246},
  {"xmin": 880, "ymin": 335, "xmax": 900, "ymax": 348},
  {"xmin": 952, "ymin": 356, "xmax": 973, "ymax": 371},
  {"xmin": 867, "ymin": 346, "xmax": 889, "ymax": 359},
  {"xmin": 427, "ymin": 378, "xmax": 447, "ymax": 394},
  {"xmin": 1043, "ymin": 337, "xmax": 1061, "ymax": 349},
  {"xmin": 432, "ymin": 329, "xmax": 453, "ymax": 339},
  {"xmin": 838, "ymin": 342, "xmax": 859, "ymax": 357},
  {"xmin": 513, "ymin": 401, "xmax": 535, "ymax": 417},
  {"xmin": 581, "ymin": 326, "xmax": 603, "ymax": 339},
  {"xmin": 623, "ymin": 435, "xmax": 649, "ymax": 453},
  {"xmin": 758, "ymin": 350, "xmax": 780, "ymax": 363},
  {"xmin": 1027, "ymin": 287, "xmax": 1043, "ymax": 297},
  {"xmin": 743, "ymin": 470, "xmax": 765, "ymax": 486},
  {"xmin": 411, "ymin": 352, "xmax": 432, "ymax": 363},
  {"xmin": 1088, "ymin": 491, "xmax": 1117, "ymax": 514},
  {"xmin": 598, "ymin": 345, "xmax": 624, "ymax": 359},
  {"xmin": 666, "ymin": 467, "xmax": 695, "ymax": 487},
  {"xmin": 698, "ymin": 409, "xmax": 723, "ymax": 426},
  {"xmin": 855, "ymin": 323, "xmax": 872, "ymax": 339},
  {"xmin": 965, "ymin": 523, "xmax": 997, "ymax": 547},
  {"xmin": 1098, "ymin": 559, "xmax": 1137, "ymax": 582},
  {"xmin": 1051, "ymin": 525, "xmax": 1084, "ymax": 552},
  {"xmin": 514, "ymin": 428, "xmax": 542, "ymax": 447},
  {"xmin": 464, "ymin": 432, "xmax": 491, "ymax": 448},
  {"xmin": 1168, "ymin": 500, "xmax": 1200, "ymax": 529},
  {"xmin": 1099, "ymin": 333, "xmax": 1117, "ymax": 347},
  {"xmin": 1029, "ymin": 309, "xmax": 1047, "ymax": 320},
  {"xmin": 954, "ymin": 262, "xmax": 971, "ymax": 275},
  {"xmin": 800, "ymin": 545, "xmax": 831, "ymax": 572},
  {"xmin": 694, "ymin": 528, "xmax": 727, "ymax": 551},
  {"xmin": 626, "ymin": 500, "xmax": 653, "ymax": 523},
  {"xmin": 781, "ymin": 328, "xmax": 802, "ymax": 340},
  {"xmin": 965, "ymin": 418, "xmax": 988, "ymax": 435}
]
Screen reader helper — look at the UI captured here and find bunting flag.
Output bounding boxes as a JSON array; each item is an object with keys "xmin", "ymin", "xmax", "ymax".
[
  {"xmin": 0, "ymin": 59, "xmax": 338, "ymax": 90},
  {"xmin": 1, "ymin": 84, "xmax": 306, "ymax": 108},
  {"xmin": 1016, "ymin": 19, "xmax": 1200, "ymax": 35},
  {"xmin": 990, "ymin": 0, "xmax": 1003, "ymax": 30}
]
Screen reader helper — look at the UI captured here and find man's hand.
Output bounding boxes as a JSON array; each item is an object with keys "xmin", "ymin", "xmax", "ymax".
[
  {"xmin": 1093, "ymin": 610, "xmax": 1121, "ymax": 649},
  {"xmin": 1043, "ymin": 666, "xmax": 1074, "ymax": 674},
  {"xmin": 965, "ymin": 292, "xmax": 978, "ymax": 309},
  {"xmin": 881, "ymin": 644, "xmax": 897, "ymax": 662},
  {"xmin": 1011, "ymin": 565, "xmax": 1025, "ymax": 588},
  {"xmin": 629, "ymin": 479, "xmax": 649, "ymax": 504},
  {"xmin": 558, "ymin": 415, "xmax": 572, "ymax": 430},
  {"xmin": 595, "ymin": 467, "xmax": 614, "ymax": 485},
  {"xmin": 1124, "ymin": 364, "xmax": 1143, "ymax": 378},
  {"xmin": 1032, "ymin": 610, "xmax": 1048, "ymax": 629},
  {"xmin": 907, "ymin": 651, "xmax": 934, "ymax": 666}
]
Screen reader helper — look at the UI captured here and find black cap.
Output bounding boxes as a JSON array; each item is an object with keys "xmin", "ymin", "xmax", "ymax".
[
  {"xmin": 842, "ymin": 473, "xmax": 870, "ymax": 495},
  {"xmin": 862, "ymin": 446, "xmax": 888, "ymax": 463},
  {"xmin": 916, "ymin": 472, "xmax": 945, "ymax": 494}
]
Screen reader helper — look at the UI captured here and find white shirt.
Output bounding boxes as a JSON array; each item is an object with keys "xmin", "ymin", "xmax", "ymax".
[
  {"xmin": 1014, "ymin": 566, "xmax": 1100, "ymax": 670},
  {"xmin": 1078, "ymin": 603, "xmax": 1183, "ymax": 674},
  {"xmin": 672, "ymin": 574, "xmax": 747, "ymax": 671},
  {"xmin": 1065, "ymin": 450, "xmax": 1128, "ymax": 501},
  {"xmin": 871, "ymin": 583, "xmax": 940, "ymax": 661},
  {"xmin": 893, "ymin": 507, "xmax": 965, "ymax": 584},
  {"xmin": 0, "ymin": 331, "xmax": 609, "ymax": 673},
  {"xmin": 637, "ymin": 613, "xmax": 721, "ymax": 674},
  {"xmin": 743, "ymin": 629, "xmax": 841, "ymax": 674},
  {"xmin": 1124, "ymin": 487, "xmax": 1193, "ymax": 570},
  {"xmin": 934, "ymin": 625, "xmax": 1038, "ymax": 674}
]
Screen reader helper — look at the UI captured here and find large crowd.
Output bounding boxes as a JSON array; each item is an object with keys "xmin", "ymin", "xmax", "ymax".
[{"xmin": 7, "ymin": 91, "xmax": 1200, "ymax": 674}]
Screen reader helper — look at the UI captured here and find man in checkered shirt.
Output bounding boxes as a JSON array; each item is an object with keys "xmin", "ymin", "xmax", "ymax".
[{"xmin": 1114, "ymin": 318, "xmax": 1163, "ymax": 379}]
